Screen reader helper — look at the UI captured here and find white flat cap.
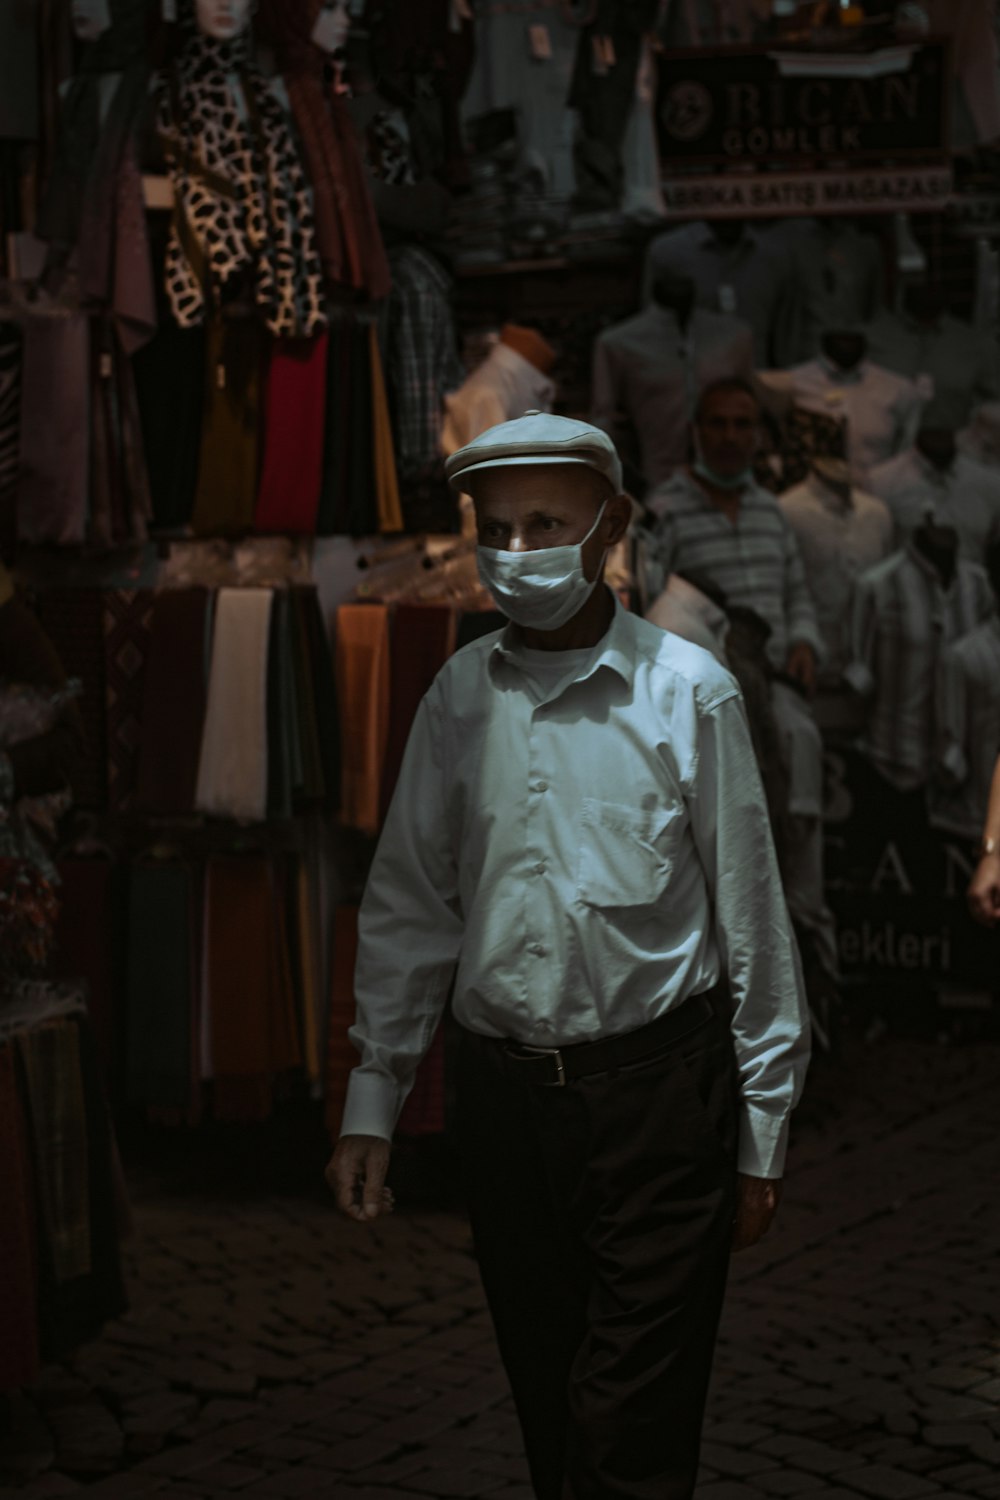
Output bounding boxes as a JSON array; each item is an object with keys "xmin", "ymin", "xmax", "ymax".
[{"xmin": 445, "ymin": 410, "xmax": 623, "ymax": 494}]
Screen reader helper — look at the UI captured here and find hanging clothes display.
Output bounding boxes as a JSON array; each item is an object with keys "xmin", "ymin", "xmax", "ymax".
[
  {"xmin": 132, "ymin": 323, "xmax": 205, "ymax": 531},
  {"xmin": 196, "ymin": 587, "xmax": 273, "ymax": 823},
  {"xmin": 258, "ymin": 0, "xmax": 391, "ymax": 301},
  {"xmin": 103, "ymin": 589, "xmax": 155, "ymax": 812},
  {"xmin": 568, "ymin": 0, "xmax": 660, "ymax": 213},
  {"xmin": 154, "ymin": 3, "xmax": 327, "ymax": 338},
  {"xmin": 126, "ymin": 860, "xmax": 201, "ymax": 1117},
  {"xmin": 382, "ymin": 246, "xmax": 464, "ymax": 480},
  {"xmin": 88, "ymin": 318, "xmax": 153, "ymax": 548},
  {"xmin": 191, "ymin": 316, "xmax": 264, "ymax": 536},
  {"xmin": 335, "ymin": 603, "xmax": 390, "ymax": 836},
  {"xmin": 36, "ymin": 0, "xmax": 158, "ymax": 353},
  {"xmin": 254, "ymin": 334, "xmax": 328, "ymax": 536},
  {"xmin": 18, "ymin": 310, "xmax": 89, "ymax": 547},
  {"xmin": 380, "ymin": 601, "xmax": 457, "ymax": 821}
]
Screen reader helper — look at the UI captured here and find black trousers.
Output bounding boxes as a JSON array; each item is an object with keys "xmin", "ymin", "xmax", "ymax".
[{"xmin": 456, "ymin": 999, "xmax": 739, "ymax": 1500}]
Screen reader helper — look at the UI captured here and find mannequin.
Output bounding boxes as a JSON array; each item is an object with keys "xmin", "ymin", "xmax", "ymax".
[
  {"xmin": 863, "ymin": 280, "xmax": 999, "ymax": 429},
  {"xmin": 915, "ymin": 425, "xmax": 957, "ymax": 472},
  {"xmin": 155, "ymin": 0, "xmax": 326, "ymax": 336},
  {"xmin": 913, "ymin": 518, "xmax": 958, "ymax": 588},
  {"xmin": 37, "ymin": 0, "xmax": 159, "ymax": 351},
  {"xmin": 811, "ymin": 454, "xmax": 853, "ymax": 503},
  {"xmin": 821, "ymin": 329, "xmax": 867, "ymax": 372},
  {"xmin": 257, "ymin": 0, "xmax": 390, "ymax": 300},
  {"xmin": 783, "ymin": 329, "xmax": 923, "ymax": 480}
]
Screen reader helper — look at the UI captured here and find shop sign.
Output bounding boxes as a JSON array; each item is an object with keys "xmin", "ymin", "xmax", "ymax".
[
  {"xmin": 656, "ymin": 42, "xmax": 950, "ymax": 165},
  {"xmin": 660, "ymin": 165, "xmax": 953, "ymax": 219}
]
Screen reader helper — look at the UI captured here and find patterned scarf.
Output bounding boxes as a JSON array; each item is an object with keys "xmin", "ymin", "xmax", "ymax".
[{"xmin": 156, "ymin": 5, "xmax": 327, "ymax": 337}]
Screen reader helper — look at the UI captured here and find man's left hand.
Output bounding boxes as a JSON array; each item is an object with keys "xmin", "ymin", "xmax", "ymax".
[
  {"xmin": 785, "ymin": 642, "xmax": 817, "ymax": 696},
  {"xmin": 732, "ymin": 1174, "xmax": 783, "ymax": 1252}
]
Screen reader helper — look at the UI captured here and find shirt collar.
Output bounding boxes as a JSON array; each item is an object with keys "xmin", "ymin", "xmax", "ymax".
[
  {"xmin": 818, "ymin": 354, "xmax": 866, "ymax": 385},
  {"xmin": 490, "ymin": 590, "xmax": 635, "ymax": 692}
]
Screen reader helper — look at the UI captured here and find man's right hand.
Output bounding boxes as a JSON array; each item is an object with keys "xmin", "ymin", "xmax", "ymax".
[{"xmin": 327, "ymin": 1134, "xmax": 393, "ymax": 1222}]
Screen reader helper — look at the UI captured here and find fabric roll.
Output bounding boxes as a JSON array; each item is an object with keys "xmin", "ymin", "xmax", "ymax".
[
  {"xmin": 52, "ymin": 858, "xmax": 123, "ymax": 1084},
  {"xmin": 132, "ymin": 323, "xmax": 205, "ymax": 530},
  {"xmin": 370, "ymin": 324, "xmax": 403, "ymax": 534},
  {"xmin": 334, "ymin": 603, "xmax": 390, "ymax": 835},
  {"xmin": 103, "ymin": 589, "xmax": 155, "ymax": 812},
  {"xmin": 195, "ymin": 588, "xmax": 273, "ymax": 823},
  {"xmin": 18, "ymin": 312, "xmax": 89, "ymax": 546},
  {"xmin": 202, "ymin": 855, "xmax": 301, "ymax": 1121},
  {"xmin": 24, "ymin": 1014, "xmax": 128, "ymax": 1361},
  {"xmin": 0, "ymin": 1042, "xmax": 40, "ymax": 1394},
  {"xmin": 380, "ymin": 601, "xmax": 456, "ymax": 820},
  {"xmin": 192, "ymin": 317, "xmax": 263, "ymax": 538},
  {"xmin": 125, "ymin": 861, "xmax": 200, "ymax": 1115},
  {"xmin": 318, "ymin": 320, "xmax": 352, "ymax": 535},
  {"xmin": 324, "ymin": 903, "xmax": 359, "ymax": 1136},
  {"xmin": 33, "ymin": 589, "xmax": 108, "ymax": 808},
  {"xmin": 347, "ymin": 322, "xmax": 376, "ymax": 537},
  {"xmin": 290, "ymin": 588, "xmax": 325, "ymax": 806},
  {"xmin": 135, "ymin": 589, "xmax": 211, "ymax": 815},
  {"xmin": 255, "ymin": 333, "xmax": 328, "ymax": 535},
  {"xmin": 16, "ymin": 1019, "xmax": 91, "ymax": 1285},
  {"xmin": 300, "ymin": 586, "xmax": 341, "ymax": 811}
]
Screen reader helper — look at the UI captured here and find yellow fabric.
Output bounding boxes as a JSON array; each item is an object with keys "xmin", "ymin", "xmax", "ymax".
[
  {"xmin": 334, "ymin": 602, "xmax": 390, "ymax": 836},
  {"xmin": 370, "ymin": 325, "xmax": 403, "ymax": 534}
]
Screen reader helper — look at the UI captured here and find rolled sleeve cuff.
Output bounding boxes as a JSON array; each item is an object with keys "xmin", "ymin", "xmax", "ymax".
[
  {"xmin": 843, "ymin": 660, "xmax": 874, "ymax": 698},
  {"xmin": 339, "ymin": 1068, "xmax": 399, "ymax": 1142},
  {"xmin": 737, "ymin": 1102, "xmax": 791, "ymax": 1179}
]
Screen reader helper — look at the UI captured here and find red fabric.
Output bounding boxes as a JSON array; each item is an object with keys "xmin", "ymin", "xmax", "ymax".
[
  {"xmin": 255, "ymin": 334, "xmax": 328, "ymax": 535},
  {"xmin": 0, "ymin": 1044, "xmax": 40, "ymax": 1393},
  {"xmin": 380, "ymin": 602, "xmax": 457, "ymax": 821}
]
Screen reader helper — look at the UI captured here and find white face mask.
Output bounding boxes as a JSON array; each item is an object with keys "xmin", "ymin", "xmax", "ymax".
[{"xmin": 477, "ymin": 501, "xmax": 608, "ymax": 632}]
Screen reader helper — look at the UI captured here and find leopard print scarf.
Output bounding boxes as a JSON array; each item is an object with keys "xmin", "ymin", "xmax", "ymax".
[{"xmin": 156, "ymin": 11, "xmax": 327, "ymax": 337}]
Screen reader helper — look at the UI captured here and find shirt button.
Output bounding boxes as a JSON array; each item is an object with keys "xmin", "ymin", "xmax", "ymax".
[
  {"xmin": 534, "ymin": 1015, "xmax": 552, "ymax": 1030},
  {"xmin": 533, "ymin": 780, "xmax": 549, "ymax": 793},
  {"xmin": 528, "ymin": 943, "xmax": 547, "ymax": 957},
  {"xmin": 532, "ymin": 862, "xmax": 547, "ymax": 876}
]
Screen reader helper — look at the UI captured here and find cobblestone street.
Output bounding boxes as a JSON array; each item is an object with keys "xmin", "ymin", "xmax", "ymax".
[{"xmin": 1, "ymin": 1027, "xmax": 998, "ymax": 1500}]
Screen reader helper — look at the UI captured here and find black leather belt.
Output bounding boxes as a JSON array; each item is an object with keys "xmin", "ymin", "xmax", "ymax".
[{"xmin": 501, "ymin": 987, "xmax": 720, "ymax": 1088}]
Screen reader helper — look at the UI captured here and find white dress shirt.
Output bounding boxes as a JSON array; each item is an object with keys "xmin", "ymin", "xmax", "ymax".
[
  {"xmin": 862, "ymin": 310, "xmax": 1000, "ymax": 432},
  {"xmin": 642, "ymin": 220, "xmax": 797, "ymax": 366},
  {"xmin": 932, "ymin": 613, "xmax": 1000, "ymax": 840},
  {"xmin": 341, "ymin": 596, "xmax": 811, "ymax": 1179},
  {"xmin": 781, "ymin": 357, "xmax": 924, "ymax": 483},
  {"xmin": 778, "ymin": 472, "xmax": 893, "ymax": 681},
  {"xmin": 845, "ymin": 546, "xmax": 995, "ymax": 792},
  {"xmin": 591, "ymin": 304, "xmax": 754, "ymax": 488},
  {"xmin": 441, "ymin": 342, "xmax": 555, "ymax": 457},
  {"xmin": 866, "ymin": 448, "xmax": 1000, "ymax": 565}
]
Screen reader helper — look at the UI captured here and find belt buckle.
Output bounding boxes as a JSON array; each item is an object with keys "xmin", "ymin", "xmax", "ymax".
[{"xmin": 522, "ymin": 1044, "xmax": 566, "ymax": 1087}]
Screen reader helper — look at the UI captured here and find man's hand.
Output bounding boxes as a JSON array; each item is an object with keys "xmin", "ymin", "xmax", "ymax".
[
  {"xmin": 732, "ymin": 1173, "xmax": 783, "ymax": 1252},
  {"xmin": 968, "ymin": 853, "xmax": 1000, "ymax": 928},
  {"xmin": 327, "ymin": 1134, "xmax": 393, "ymax": 1223},
  {"xmin": 785, "ymin": 642, "xmax": 817, "ymax": 697}
]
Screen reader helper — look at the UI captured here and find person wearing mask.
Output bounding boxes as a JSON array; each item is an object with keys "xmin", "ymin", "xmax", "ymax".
[
  {"xmin": 649, "ymin": 380, "xmax": 839, "ymax": 1038},
  {"xmin": 327, "ymin": 413, "xmax": 810, "ymax": 1500}
]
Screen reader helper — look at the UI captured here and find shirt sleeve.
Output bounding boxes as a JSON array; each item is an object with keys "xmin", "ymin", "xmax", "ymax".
[
  {"xmin": 686, "ymin": 689, "xmax": 812, "ymax": 1178},
  {"xmin": 340, "ymin": 687, "xmax": 464, "ymax": 1141},
  {"xmin": 781, "ymin": 516, "xmax": 824, "ymax": 660},
  {"xmin": 843, "ymin": 573, "xmax": 878, "ymax": 698},
  {"xmin": 934, "ymin": 646, "xmax": 968, "ymax": 787}
]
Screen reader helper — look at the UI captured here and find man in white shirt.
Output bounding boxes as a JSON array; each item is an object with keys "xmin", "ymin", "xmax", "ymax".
[{"xmin": 328, "ymin": 412, "xmax": 811, "ymax": 1500}]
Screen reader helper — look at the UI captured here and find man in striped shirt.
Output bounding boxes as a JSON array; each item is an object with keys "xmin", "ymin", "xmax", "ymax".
[{"xmin": 648, "ymin": 379, "xmax": 838, "ymax": 1015}]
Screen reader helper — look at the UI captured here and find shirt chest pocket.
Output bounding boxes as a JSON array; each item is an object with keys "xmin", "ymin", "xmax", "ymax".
[{"xmin": 576, "ymin": 797, "xmax": 684, "ymax": 910}]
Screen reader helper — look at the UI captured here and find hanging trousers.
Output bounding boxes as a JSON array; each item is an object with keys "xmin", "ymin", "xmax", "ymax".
[{"xmin": 456, "ymin": 993, "xmax": 739, "ymax": 1500}]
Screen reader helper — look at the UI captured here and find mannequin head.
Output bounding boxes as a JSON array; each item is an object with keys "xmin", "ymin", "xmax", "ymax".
[
  {"xmin": 902, "ymin": 281, "xmax": 946, "ymax": 326},
  {"xmin": 915, "ymin": 425, "xmax": 957, "ymax": 471},
  {"xmin": 499, "ymin": 324, "xmax": 556, "ymax": 375},
  {"xmin": 652, "ymin": 270, "xmax": 696, "ymax": 325},
  {"xmin": 821, "ymin": 330, "xmax": 867, "ymax": 372},
  {"xmin": 196, "ymin": 0, "xmax": 253, "ymax": 40},
  {"xmin": 72, "ymin": 0, "xmax": 112, "ymax": 42},
  {"xmin": 707, "ymin": 218, "xmax": 746, "ymax": 248},
  {"xmin": 312, "ymin": 0, "xmax": 350, "ymax": 52}
]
